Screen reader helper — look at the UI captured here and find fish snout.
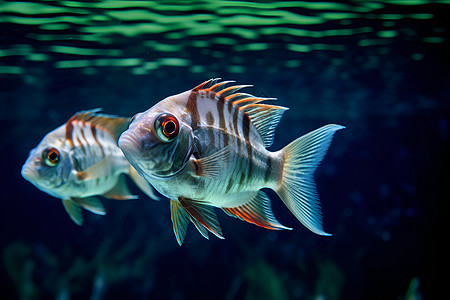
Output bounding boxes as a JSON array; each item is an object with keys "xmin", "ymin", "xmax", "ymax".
[
  {"xmin": 21, "ymin": 164, "xmax": 37, "ymax": 183},
  {"xmin": 119, "ymin": 130, "xmax": 147, "ymax": 159},
  {"xmin": 119, "ymin": 131, "xmax": 138, "ymax": 150}
]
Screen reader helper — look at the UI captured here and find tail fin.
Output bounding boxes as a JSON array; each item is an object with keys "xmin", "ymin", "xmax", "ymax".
[
  {"xmin": 275, "ymin": 124, "xmax": 345, "ymax": 236},
  {"xmin": 128, "ymin": 166, "xmax": 160, "ymax": 201}
]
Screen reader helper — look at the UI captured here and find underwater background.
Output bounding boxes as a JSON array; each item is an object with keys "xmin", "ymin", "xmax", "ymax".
[{"xmin": 0, "ymin": 0, "xmax": 448, "ymax": 299}]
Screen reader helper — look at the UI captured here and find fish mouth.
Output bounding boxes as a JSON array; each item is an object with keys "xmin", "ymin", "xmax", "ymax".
[
  {"xmin": 119, "ymin": 131, "xmax": 162, "ymax": 179},
  {"xmin": 119, "ymin": 131, "xmax": 143, "ymax": 155},
  {"xmin": 21, "ymin": 165, "xmax": 37, "ymax": 183},
  {"xmin": 119, "ymin": 130, "xmax": 156, "ymax": 167},
  {"xmin": 119, "ymin": 130, "xmax": 188, "ymax": 180}
]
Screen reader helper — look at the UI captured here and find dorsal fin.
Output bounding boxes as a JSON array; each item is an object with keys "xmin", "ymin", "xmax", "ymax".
[
  {"xmin": 192, "ymin": 79, "xmax": 288, "ymax": 148},
  {"xmin": 242, "ymin": 104, "xmax": 289, "ymax": 148},
  {"xmin": 66, "ymin": 109, "xmax": 130, "ymax": 142}
]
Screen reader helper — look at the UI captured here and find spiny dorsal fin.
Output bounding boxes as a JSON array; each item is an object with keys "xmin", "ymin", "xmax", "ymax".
[
  {"xmin": 192, "ymin": 78, "xmax": 221, "ymax": 91},
  {"xmin": 192, "ymin": 79, "xmax": 288, "ymax": 148},
  {"xmin": 222, "ymin": 190, "xmax": 292, "ymax": 230},
  {"xmin": 66, "ymin": 109, "xmax": 130, "ymax": 142}
]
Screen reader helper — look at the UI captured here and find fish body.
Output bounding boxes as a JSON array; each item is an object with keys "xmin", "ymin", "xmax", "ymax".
[
  {"xmin": 21, "ymin": 109, "xmax": 158, "ymax": 225},
  {"xmin": 119, "ymin": 79, "xmax": 344, "ymax": 245}
]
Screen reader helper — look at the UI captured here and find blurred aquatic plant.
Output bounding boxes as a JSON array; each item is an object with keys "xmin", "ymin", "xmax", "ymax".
[
  {"xmin": 2, "ymin": 211, "xmax": 174, "ymax": 300},
  {"xmin": 220, "ymin": 224, "xmax": 348, "ymax": 300},
  {"xmin": 404, "ymin": 277, "xmax": 422, "ymax": 300},
  {"xmin": 3, "ymin": 241, "xmax": 92, "ymax": 299},
  {"xmin": 3, "ymin": 242, "xmax": 37, "ymax": 300},
  {"xmin": 242, "ymin": 259, "xmax": 289, "ymax": 300},
  {"xmin": 314, "ymin": 259, "xmax": 345, "ymax": 300}
]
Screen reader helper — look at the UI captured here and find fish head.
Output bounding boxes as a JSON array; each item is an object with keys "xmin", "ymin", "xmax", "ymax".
[
  {"xmin": 21, "ymin": 129, "xmax": 71, "ymax": 198},
  {"xmin": 119, "ymin": 107, "xmax": 194, "ymax": 180}
]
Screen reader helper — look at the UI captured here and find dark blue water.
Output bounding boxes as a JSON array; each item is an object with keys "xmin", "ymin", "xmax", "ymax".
[{"xmin": 1, "ymin": 1, "xmax": 448, "ymax": 299}]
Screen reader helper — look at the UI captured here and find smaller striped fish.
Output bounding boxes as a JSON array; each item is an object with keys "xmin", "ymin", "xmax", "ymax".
[
  {"xmin": 21, "ymin": 109, "xmax": 159, "ymax": 225},
  {"xmin": 119, "ymin": 79, "xmax": 345, "ymax": 245}
]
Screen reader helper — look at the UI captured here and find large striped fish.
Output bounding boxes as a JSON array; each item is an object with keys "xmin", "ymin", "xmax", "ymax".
[
  {"xmin": 119, "ymin": 79, "xmax": 344, "ymax": 245},
  {"xmin": 21, "ymin": 109, "xmax": 159, "ymax": 225}
]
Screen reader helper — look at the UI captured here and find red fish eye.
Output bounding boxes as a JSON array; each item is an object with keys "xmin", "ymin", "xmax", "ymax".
[
  {"xmin": 163, "ymin": 119, "xmax": 177, "ymax": 136},
  {"xmin": 43, "ymin": 147, "xmax": 60, "ymax": 166},
  {"xmin": 155, "ymin": 113, "xmax": 179, "ymax": 142}
]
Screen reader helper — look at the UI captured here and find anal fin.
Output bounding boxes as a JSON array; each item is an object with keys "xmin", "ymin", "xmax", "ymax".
[
  {"xmin": 222, "ymin": 190, "xmax": 291, "ymax": 230},
  {"xmin": 188, "ymin": 215, "xmax": 210, "ymax": 240}
]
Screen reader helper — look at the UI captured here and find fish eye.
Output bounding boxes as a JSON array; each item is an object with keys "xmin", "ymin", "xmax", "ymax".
[
  {"xmin": 154, "ymin": 113, "xmax": 179, "ymax": 142},
  {"xmin": 43, "ymin": 147, "xmax": 60, "ymax": 167}
]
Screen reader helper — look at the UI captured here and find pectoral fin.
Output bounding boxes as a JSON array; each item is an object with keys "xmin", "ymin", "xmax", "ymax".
[
  {"xmin": 179, "ymin": 197, "xmax": 224, "ymax": 240},
  {"xmin": 102, "ymin": 174, "xmax": 138, "ymax": 200},
  {"xmin": 128, "ymin": 166, "xmax": 160, "ymax": 200},
  {"xmin": 193, "ymin": 146, "xmax": 230, "ymax": 177},
  {"xmin": 222, "ymin": 191, "xmax": 291, "ymax": 230},
  {"xmin": 77, "ymin": 156, "xmax": 117, "ymax": 181},
  {"xmin": 72, "ymin": 197, "xmax": 106, "ymax": 215},
  {"xmin": 62, "ymin": 199, "xmax": 83, "ymax": 226},
  {"xmin": 62, "ymin": 197, "xmax": 106, "ymax": 226}
]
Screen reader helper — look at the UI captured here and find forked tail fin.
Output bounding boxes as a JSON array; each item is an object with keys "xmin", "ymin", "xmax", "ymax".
[{"xmin": 275, "ymin": 124, "xmax": 345, "ymax": 236}]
